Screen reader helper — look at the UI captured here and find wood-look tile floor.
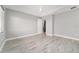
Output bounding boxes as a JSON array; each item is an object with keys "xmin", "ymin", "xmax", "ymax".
[{"xmin": 1, "ymin": 34, "xmax": 79, "ymax": 53}]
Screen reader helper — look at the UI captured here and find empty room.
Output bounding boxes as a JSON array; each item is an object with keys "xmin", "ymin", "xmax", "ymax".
[{"xmin": 0, "ymin": 5, "xmax": 79, "ymax": 53}]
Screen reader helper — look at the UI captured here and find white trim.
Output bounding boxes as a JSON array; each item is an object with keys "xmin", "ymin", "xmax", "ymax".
[
  {"xmin": 54, "ymin": 34, "xmax": 79, "ymax": 40},
  {"xmin": 46, "ymin": 34, "xmax": 53, "ymax": 36},
  {"xmin": 7, "ymin": 33, "xmax": 41, "ymax": 40},
  {"xmin": 0, "ymin": 33, "xmax": 42, "ymax": 52},
  {"xmin": 0, "ymin": 40, "xmax": 6, "ymax": 52},
  {"xmin": 1, "ymin": 34, "xmax": 79, "ymax": 52}
]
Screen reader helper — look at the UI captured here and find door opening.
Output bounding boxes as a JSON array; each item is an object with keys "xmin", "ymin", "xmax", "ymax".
[{"xmin": 43, "ymin": 20, "xmax": 46, "ymax": 34}]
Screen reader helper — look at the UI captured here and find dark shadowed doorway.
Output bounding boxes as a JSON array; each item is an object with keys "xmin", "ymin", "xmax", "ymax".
[{"xmin": 43, "ymin": 20, "xmax": 46, "ymax": 34}]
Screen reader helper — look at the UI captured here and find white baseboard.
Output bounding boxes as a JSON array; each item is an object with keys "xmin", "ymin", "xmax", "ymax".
[
  {"xmin": 0, "ymin": 33, "xmax": 42, "ymax": 52},
  {"xmin": 7, "ymin": 33, "xmax": 41, "ymax": 40},
  {"xmin": 0, "ymin": 40, "xmax": 6, "ymax": 52},
  {"xmin": 1, "ymin": 33, "xmax": 79, "ymax": 52},
  {"xmin": 54, "ymin": 34, "xmax": 79, "ymax": 40}
]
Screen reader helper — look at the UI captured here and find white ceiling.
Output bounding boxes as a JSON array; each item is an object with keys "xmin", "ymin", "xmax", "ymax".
[{"xmin": 3, "ymin": 5, "xmax": 79, "ymax": 17}]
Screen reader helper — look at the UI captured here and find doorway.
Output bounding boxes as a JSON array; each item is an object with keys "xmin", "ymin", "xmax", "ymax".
[{"xmin": 43, "ymin": 20, "xmax": 46, "ymax": 34}]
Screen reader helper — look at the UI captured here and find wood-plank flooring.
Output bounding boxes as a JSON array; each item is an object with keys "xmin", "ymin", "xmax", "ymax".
[{"xmin": 1, "ymin": 34, "xmax": 79, "ymax": 53}]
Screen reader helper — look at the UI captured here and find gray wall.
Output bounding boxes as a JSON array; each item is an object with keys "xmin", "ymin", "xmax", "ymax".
[
  {"xmin": 37, "ymin": 18, "xmax": 43, "ymax": 34},
  {"xmin": 54, "ymin": 8, "xmax": 79, "ymax": 39},
  {"xmin": 5, "ymin": 9, "xmax": 38, "ymax": 38},
  {"xmin": 43, "ymin": 15, "xmax": 54, "ymax": 36},
  {"xmin": 0, "ymin": 6, "xmax": 5, "ymax": 46}
]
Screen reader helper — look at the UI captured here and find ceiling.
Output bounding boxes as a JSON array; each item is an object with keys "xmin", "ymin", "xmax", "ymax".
[{"xmin": 3, "ymin": 5, "xmax": 79, "ymax": 17}]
